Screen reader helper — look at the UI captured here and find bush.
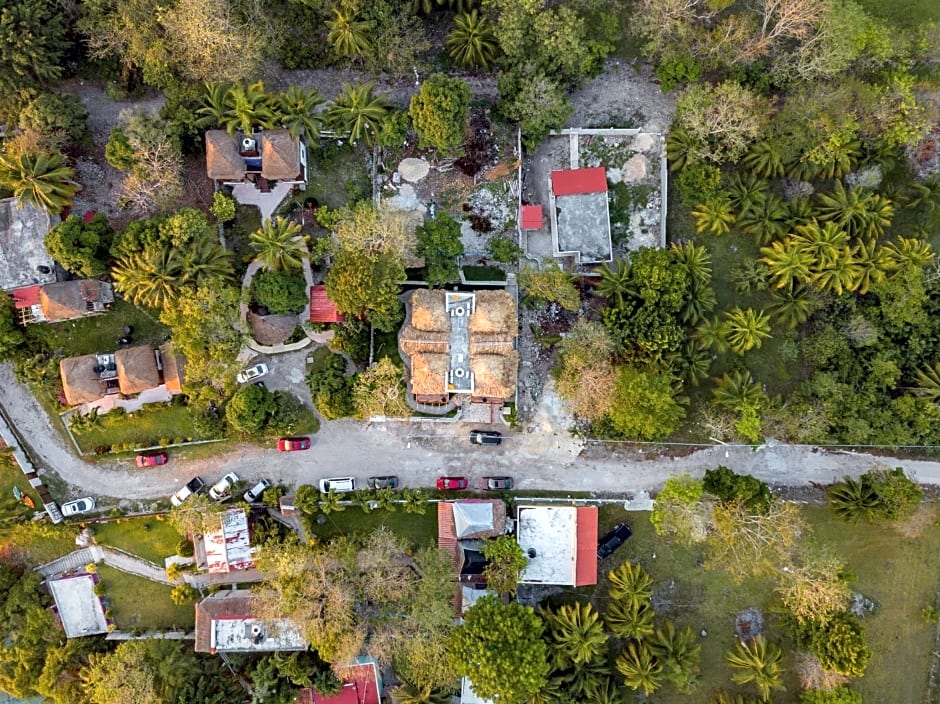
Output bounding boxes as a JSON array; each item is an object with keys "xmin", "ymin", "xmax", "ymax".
[
  {"xmin": 800, "ymin": 688, "xmax": 862, "ymax": 704},
  {"xmin": 18, "ymin": 92, "xmax": 88, "ymax": 146},
  {"xmin": 827, "ymin": 466, "xmax": 922, "ymax": 523},
  {"xmin": 211, "ymin": 191, "xmax": 236, "ymax": 222},
  {"xmin": 409, "ymin": 74, "xmax": 471, "ymax": 155},
  {"xmin": 675, "ymin": 160, "xmax": 723, "ymax": 207},
  {"xmin": 252, "ymin": 270, "xmax": 308, "ymax": 314},
  {"xmin": 306, "ymin": 353, "xmax": 355, "ymax": 420},
  {"xmin": 170, "ymin": 583, "xmax": 199, "ymax": 605},
  {"xmin": 487, "ymin": 236, "xmax": 523, "ymax": 263},
  {"xmin": 105, "ymin": 127, "xmax": 137, "ymax": 171},
  {"xmin": 44, "ymin": 214, "xmax": 113, "ymax": 277},
  {"xmin": 703, "ymin": 466, "xmax": 772, "ymax": 512},
  {"xmin": 176, "ymin": 539, "xmax": 194, "ymax": 557},
  {"xmin": 93, "ymin": 582, "xmax": 106, "ymax": 596},
  {"xmin": 654, "ymin": 55, "xmax": 703, "ymax": 92}
]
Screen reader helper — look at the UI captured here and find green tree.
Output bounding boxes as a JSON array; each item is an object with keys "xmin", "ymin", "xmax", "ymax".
[
  {"xmin": 800, "ymin": 686, "xmax": 862, "ymax": 704},
  {"xmin": 250, "ymin": 217, "xmax": 307, "ymax": 271},
  {"xmin": 0, "ymin": 0, "xmax": 66, "ymax": 121},
  {"xmin": 815, "ymin": 181, "xmax": 894, "ymax": 239},
  {"xmin": 649, "ymin": 474, "xmax": 710, "ymax": 543},
  {"xmin": 44, "ymin": 213, "xmax": 112, "ymax": 277},
  {"xmin": 607, "ymin": 561, "xmax": 654, "ymax": 610},
  {"xmin": 767, "ymin": 286, "xmax": 815, "ymax": 330},
  {"xmin": 519, "ymin": 262, "xmax": 580, "ymax": 311},
  {"xmin": 487, "ymin": 235, "xmax": 523, "ymax": 263},
  {"xmin": 325, "ymin": 7, "xmax": 374, "ymax": 59},
  {"xmin": 651, "ymin": 621, "xmax": 701, "ymax": 691},
  {"xmin": 392, "ymin": 679, "xmax": 452, "ymax": 704},
  {"xmin": 725, "ymin": 636, "xmax": 785, "ymax": 702},
  {"xmin": 18, "ymin": 93, "xmax": 88, "ymax": 148},
  {"xmin": 827, "ymin": 467, "xmax": 921, "ymax": 523},
  {"xmin": 83, "ymin": 639, "xmax": 199, "ymax": 704},
  {"xmin": 543, "ymin": 602, "xmax": 608, "ymax": 667},
  {"xmin": 703, "ymin": 466, "xmax": 772, "ymax": 512},
  {"xmin": 253, "ymin": 270, "xmax": 308, "ymax": 314},
  {"xmin": 409, "ymin": 74, "xmax": 471, "ymax": 155},
  {"xmin": 325, "ymin": 248, "xmax": 405, "ymax": 333},
  {"xmin": 481, "ymin": 534, "xmax": 528, "ymax": 596},
  {"xmin": 738, "ymin": 193, "xmax": 788, "ymax": 244},
  {"xmin": 497, "ymin": 67, "xmax": 572, "ymax": 149},
  {"xmin": 416, "ymin": 213, "xmax": 465, "ymax": 286},
  {"xmin": 225, "ymin": 383, "xmax": 277, "ymax": 436},
  {"xmin": 447, "ymin": 10, "xmax": 498, "ymax": 70},
  {"xmin": 0, "ymin": 150, "xmax": 77, "ymax": 214},
  {"xmin": 808, "ymin": 612, "xmax": 871, "ymax": 678},
  {"xmin": 211, "ymin": 191, "xmax": 236, "ymax": 223},
  {"xmin": 306, "ymin": 352, "xmax": 355, "ymax": 419},
  {"xmin": 447, "ymin": 596, "xmax": 550, "ymax": 704},
  {"xmin": 0, "ymin": 292, "xmax": 25, "ymax": 361},
  {"xmin": 596, "ymin": 260, "xmax": 633, "ymax": 306},
  {"xmin": 222, "ymin": 81, "xmax": 274, "ymax": 137},
  {"xmin": 691, "ymin": 197, "xmax": 736, "ymax": 236},
  {"xmin": 759, "ymin": 240, "xmax": 813, "ymax": 292},
  {"xmin": 605, "ymin": 600, "xmax": 656, "ymax": 641},
  {"xmin": 616, "ymin": 642, "xmax": 663, "ymax": 696},
  {"xmin": 675, "ymin": 81, "xmax": 768, "ymax": 164},
  {"xmin": 723, "ymin": 307, "xmax": 772, "ymax": 355},
  {"xmin": 112, "ymin": 248, "xmax": 184, "ymax": 309},
  {"xmin": 274, "ymin": 86, "xmax": 323, "ymax": 140},
  {"xmin": 604, "ymin": 365, "xmax": 686, "ymax": 441},
  {"xmin": 326, "ymin": 83, "xmax": 392, "ymax": 144}
]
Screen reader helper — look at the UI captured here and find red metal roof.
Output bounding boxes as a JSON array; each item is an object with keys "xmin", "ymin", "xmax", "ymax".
[
  {"xmin": 520, "ymin": 205, "xmax": 542, "ymax": 230},
  {"xmin": 309, "ymin": 285, "xmax": 345, "ymax": 324},
  {"xmin": 550, "ymin": 167, "xmax": 608, "ymax": 196},
  {"xmin": 11, "ymin": 285, "xmax": 41, "ymax": 309},
  {"xmin": 312, "ymin": 664, "xmax": 381, "ymax": 704},
  {"xmin": 574, "ymin": 506, "xmax": 598, "ymax": 587}
]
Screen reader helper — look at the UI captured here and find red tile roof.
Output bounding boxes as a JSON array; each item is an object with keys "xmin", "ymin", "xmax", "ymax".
[
  {"xmin": 309, "ymin": 285, "xmax": 345, "ymax": 324},
  {"xmin": 550, "ymin": 167, "xmax": 608, "ymax": 196},
  {"xmin": 520, "ymin": 205, "xmax": 542, "ymax": 230},
  {"xmin": 574, "ymin": 506, "xmax": 598, "ymax": 587},
  {"xmin": 299, "ymin": 663, "xmax": 381, "ymax": 704},
  {"xmin": 437, "ymin": 502, "xmax": 463, "ymax": 614},
  {"xmin": 12, "ymin": 285, "xmax": 41, "ymax": 309}
]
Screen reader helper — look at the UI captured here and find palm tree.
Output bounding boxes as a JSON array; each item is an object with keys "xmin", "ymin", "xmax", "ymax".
[
  {"xmin": 784, "ymin": 196, "xmax": 814, "ymax": 228},
  {"xmin": 692, "ymin": 197, "xmax": 736, "ymax": 236},
  {"xmin": 354, "ymin": 489, "xmax": 375, "ymax": 514},
  {"xmin": 222, "ymin": 81, "xmax": 275, "ymax": 136},
  {"xmin": 905, "ymin": 174, "xmax": 940, "ymax": 213},
  {"xmin": 543, "ymin": 602, "xmax": 608, "ymax": 667},
  {"xmin": 914, "ymin": 363, "xmax": 940, "ymax": 402},
  {"xmin": 725, "ymin": 636, "xmax": 785, "ymax": 702},
  {"xmin": 826, "ymin": 476, "xmax": 881, "ymax": 522},
  {"xmin": 181, "ymin": 236, "xmax": 234, "ymax": 286},
  {"xmin": 591, "ymin": 678, "xmax": 627, "ymax": 704},
  {"xmin": 596, "ymin": 260, "xmax": 633, "ymax": 305},
  {"xmin": 325, "ymin": 8, "xmax": 374, "ymax": 58},
  {"xmin": 814, "ymin": 138, "xmax": 861, "ymax": 180},
  {"xmin": 816, "ymin": 182, "xmax": 893, "ymax": 239},
  {"xmin": 250, "ymin": 217, "xmax": 306, "ymax": 271},
  {"xmin": 196, "ymin": 83, "xmax": 232, "ymax": 128},
  {"xmin": 791, "ymin": 220, "xmax": 849, "ymax": 270},
  {"xmin": 526, "ymin": 676, "xmax": 565, "ymax": 704},
  {"xmin": 651, "ymin": 622, "xmax": 701, "ymax": 691},
  {"xmin": 695, "ymin": 316, "xmax": 730, "ymax": 354},
  {"xmin": 767, "ymin": 286, "xmax": 815, "ymax": 330},
  {"xmin": 446, "ymin": 10, "xmax": 498, "ymax": 70},
  {"xmin": 723, "ymin": 307, "xmax": 772, "ymax": 355},
  {"xmin": 616, "ymin": 641, "xmax": 663, "ymax": 697},
  {"xmin": 326, "ymin": 83, "xmax": 393, "ymax": 144},
  {"xmin": 742, "ymin": 140, "xmax": 784, "ymax": 179},
  {"xmin": 737, "ymin": 193, "xmax": 788, "ymax": 244},
  {"xmin": 557, "ymin": 658, "xmax": 609, "ymax": 700},
  {"xmin": 852, "ymin": 238, "xmax": 892, "ymax": 294},
  {"xmin": 669, "ymin": 337, "xmax": 713, "ymax": 386},
  {"xmin": 682, "ymin": 280, "xmax": 717, "ymax": 325},
  {"xmin": 275, "ymin": 86, "xmax": 324, "ymax": 140},
  {"xmin": 811, "ymin": 246, "xmax": 862, "ymax": 295},
  {"xmin": 787, "ymin": 155, "xmax": 821, "ymax": 182},
  {"xmin": 671, "ymin": 241, "xmax": 712, "ymax": 286},
  {"xmin": 758, "ymin": 240, "xmax": 812, "ymax": 292},
  {"xmin": 318, "ymin": 489, "xmax": 345, "ymax": 515},
  {"xmin": 0, "ymin": 150, "xmax": 78, "ymax": 214},
  {"xmin": 402, "ymin": 488, "xmax": 428, "ymax": 515},
  {"xmin": 605, "ymin": 600, "xmax": 655, "ymax": 641},
  {"xmin": 666, "ymin": 127, "xmax": 696, "ymax": 172},
  {"xmin": 391, "ymin": 679, "xmax": 450, "ymax": 704},
  {"xmin": 112, "ymin": 248, "xmax": 184, "ymax": 309},
  {"xmin": 711, "ymin": 370, "xmax": 766, "ymax": 410},
  {"xmin": 607, "ymin": 560, "xmax": 653, "ymax": 608},
  {"xmin": 885, "ymin": 236, "xmax": 935, "ymax": 270},
  {"xmin": 726, "ymin": 173, "xmax": 768, "ymax": 217}
]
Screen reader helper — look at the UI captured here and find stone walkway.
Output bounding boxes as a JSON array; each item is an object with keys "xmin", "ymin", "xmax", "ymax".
[{"xmin": 36, "ymin": 545, "xmax": 167, "ymax": 584}]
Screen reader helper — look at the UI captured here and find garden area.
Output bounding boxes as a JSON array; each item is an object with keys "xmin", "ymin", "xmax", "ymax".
[
  {"xmin": 69, "ymin": 403, "xmax": 212, "ymax": 455},
  {"xmin": 96, "ymin": 564, "xmax": 194, "ymax": 631},
  {"xmin": 92, "ymin": 516, "xmax": 183, "ymax": 566}
]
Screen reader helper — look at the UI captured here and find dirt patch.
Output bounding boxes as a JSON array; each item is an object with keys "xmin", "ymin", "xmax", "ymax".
[
  {"xmin": 567, "ymin": 61, "xmax": 676, "ymax": 132},
  {"xmin": 735, "ymin": 607, "xmax": 764, "ymax": 640},
  {"xmin": 896, "ymin": 504, "xmax": 936, "ymax": 539}
]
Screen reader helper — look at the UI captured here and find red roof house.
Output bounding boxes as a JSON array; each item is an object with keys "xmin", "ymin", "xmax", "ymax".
[
  {"xmin": 11, "ymin": 285, "xmax": 41, "ymax": 309},
  {"xmin": 520, "ymin": 205, "xmax": 543, "ymax": 231},
  {"xmin": 550, "ymin": 167, "xmax": 608, "ymax": 196},
  {"xmin": 309, "ymin": 285, "xmax": 345, "ymax": 324},
  {"xmin": 574, "ymin": 506, "xmax": 599, "ymax": 587},
  {"xmin": 296, "ymin": 659, "xmax": 382, "ymax": 704}
]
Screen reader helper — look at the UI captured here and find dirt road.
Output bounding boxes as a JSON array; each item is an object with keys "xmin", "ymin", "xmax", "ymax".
[{"xmin": 2, "ymin": 364, "xmax": 940, "ymax": 502}]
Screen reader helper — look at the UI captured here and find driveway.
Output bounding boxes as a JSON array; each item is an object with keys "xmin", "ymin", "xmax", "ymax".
[{"xmin": 4, "ymin": 363, "xmax": 940, "ymax": 502}]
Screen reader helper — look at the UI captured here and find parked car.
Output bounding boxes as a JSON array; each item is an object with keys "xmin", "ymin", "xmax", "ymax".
[
  {"xmin": 236, "ymin": 363, "xmax": 268, "ymax": 384},
  {"xmin": 61, "ymin": 497, "xmax": 96, "ymax": 517},
  {"xmin": 277, "ymin": 437, "xmax": 311, "ymax": 452},
  {"xmin": 470, "ymin": 430, "xmax": 502, "ymax": 446},
  {"xmin": 209, "ymin": 472, "xmax": 239, "ymax": 500},
  {"xmin": 243, "ymin": 479, "xmax": 272, "ymax": 504},
  {"xmin": 437, "ymin": 476, "xmax": 469, "ymax": 491},
  {"xmin": 136, "ymin": 452, "xmax": 168, "ymax": 467},
  {"xmin": 480, "ymin": 476, "xmax": 514, "ymax": 490},
  {"xmin": 597, "ymin": 523, "xmax": 633, "ymax": 559},
  {"xmin": 367, "ymin": 476, "xmax": 399, "ymax": 489},
  {"xmin": 170, "ymin": 476, "xmax": 206, "ymax": 507},
  {"xmin": 318, "ymin": 477, "xmax": 356, "ymax": 493}
]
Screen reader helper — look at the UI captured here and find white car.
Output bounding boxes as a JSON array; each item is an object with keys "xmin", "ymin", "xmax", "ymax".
[
  {"xmin": 170, "ymin": 476, "xmax": 205, "ymax": 507},
  {"xmin": 243, "ymin": 479, "xmax": 271, "ymax": 503},
  {"xmin": 61, "ymin": 497, "xmax": 96, "ymax": 517},
  {"xmin": 209, "ymin": 472, "xmax": 239, "ymax": 501},
  {"xmin": 319, "ymin": 476, "xmax": 356, "ymax": 494},
  {"xmin": 237, "ymin": 363, "xmax": 268, "ymax": 384}
]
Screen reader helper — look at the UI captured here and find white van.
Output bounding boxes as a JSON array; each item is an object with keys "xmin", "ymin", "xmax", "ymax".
[{"xmin": 319, "ymin": 477, "xmax": 356, "ymax": 494}]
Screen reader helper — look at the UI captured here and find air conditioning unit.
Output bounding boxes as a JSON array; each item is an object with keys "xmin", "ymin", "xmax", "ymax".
[
  {"xmin": 454, "ymin": 368, "xmax": 466, "ymax": 379},
  {"xmin": 453, "ymin": 306, "xmax": 466, "ymax": 317},
  {"xmin": 241, "ymin": 137, "xmax": 257, "ymax": 152}
]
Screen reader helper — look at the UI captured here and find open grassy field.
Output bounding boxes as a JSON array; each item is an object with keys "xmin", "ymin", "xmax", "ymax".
[
  {"xmin": 297, "ymin": 144, "xmax": 371, "ymax": 209},
  {"xmin": 310, "ymin": 507, "xmax": 439, "ymax": 548},
  {"xmin": 72, "ymin": 403, "xmax": 210, "ymax": 453},
  {"xmin": 589, "ymin": 503, "xmax": 940, "ymax": 703},
  {"xmin": 93, "ymin": 516, "xmax": 183, "ymax": 566},
  {"xmin": 96, "ymin": 564, "xmax": 194, "ymax": 631},
  {"xmin": 40, "ymin": 298, "xmax": 168, "ymax": 357}
]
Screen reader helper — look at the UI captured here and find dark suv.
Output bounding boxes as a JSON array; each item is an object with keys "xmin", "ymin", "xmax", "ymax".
[
  {"xmin": 470, "ymin": 430, "xmax": 502, "ymax": 446},
  {"xmin": 597, "ymin": 523, "xmax": 633, "ymax": 558}
]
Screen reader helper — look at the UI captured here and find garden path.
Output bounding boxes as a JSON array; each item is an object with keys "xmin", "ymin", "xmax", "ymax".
[{"xmin": 36, "ymin": 545, "xmax": 166, "ymax": 583}]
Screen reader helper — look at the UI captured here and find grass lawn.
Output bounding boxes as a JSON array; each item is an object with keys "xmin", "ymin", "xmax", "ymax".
[
  {"xmin": 310, "ymin": 507, "xmax": 438, "ymax": 548},
  {"xmin": 96, "ymin": 564, "xmax": 194, "ymax": 631},
  {"xmin": 93, "ymin": 516, "xmax": 183, "ymax": 565},
  {"xmin": 41, "ymin": 298, "xmax": 168, "ymax": 357},
  {"xmin": 72, "ymin": 403, "xmax": 211, "ymax": 453},
  {"xmin": 587, "ymin": 504, "xmax": 940, "ymax": 703},
  {"xmin": 299, "ymin": 144, "xmax": 371, "ymax": 209},
  {"xmin": 0, "ymin": 450, "xmax": 43, "ymax": 524}
]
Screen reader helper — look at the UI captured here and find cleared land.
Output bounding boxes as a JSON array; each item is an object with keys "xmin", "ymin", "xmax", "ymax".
[
  {"xmin": 97, "ymin": 564, "xmax": 194, "ymax": 631},
  {"xmin": 93, "ymin": 516, "xmax": 182, "ymax": 566}
]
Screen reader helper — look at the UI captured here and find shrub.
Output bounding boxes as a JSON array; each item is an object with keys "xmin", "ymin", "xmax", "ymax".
[
  {"xmin": 654, "ymin": 55, "xmax": 703, "ymax": 92},
  {"xmin": 93, "ymin": 582, "xmax": 106, "ymax": 596},
  {"xmin": 409, "ymin": 74, "xmax": 471, "ymax": 155},
  {"xmin": 85, "ymin": 563, "xmax": 97, "ymax": 574},
  {"xmin": 800, "ymin": 688, "xmax": 862, "ymax": 704},
  {"xmin": 176, "ymin": 539, "xmax": 195, "ymax": 557},
  {"xmin": 170, "ymin": 583, "xmax": 199, "ymax": 605},
  {"xmin": 306, "ymin": 353, "xmax": 355, "ymax": 419},
  {"xmin": 211, "ymin": 191, "xmax": 236, "ymax": 222},
  {"xmin": 487, "ymin": 236, "xmax": 523, "ymax": 263},
  {"xmin": 19, "ymin": 92, "xmax": 88, "ymax": 146},
  {"xmin": 703, "ymin": 466, "xmax": 772, "ymax": 512},
  {"xmin": 252, "ymin": 270, "xmax": 308, "ymax": 314}
]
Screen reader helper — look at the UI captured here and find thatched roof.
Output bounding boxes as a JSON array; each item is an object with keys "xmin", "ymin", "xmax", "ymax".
[
  {"xmin": 471, "ymin": 352, "xmax": 518, "ymax": 400},
  {"xmin": 399, "ymin": 325, "xmax": 449, "ymax": 357},
  {"xmin": 40, "ymin": 280, "xmax": 113, "ymax": 322},
  {"xmin": 115, "ymin": 346, "xmax": 161, "ymax": 395},
  {"xmin": 407, "ymin": 289, "xmax": 450, "ymax": 332},
  {"xmin": 261, "ymin": 130, "xmax": 300, "ymax": 180},
  {"xmin": 60, "ymin": 355, "xmax": 104, "ymax": 405},
  {"xmin": 206, "ymin": 130, "xmax": 246, "ymax": 181},
  {"xmin": 159, "ymin": 342, "xmax": 185, "ymax": 395},
  {"xmin": 410, "ymin": 353, "xmax": 449, "ymax": 396},
  {"xmin": 469, "ymin": 290, "xmax": 517, "ymax": 336}
]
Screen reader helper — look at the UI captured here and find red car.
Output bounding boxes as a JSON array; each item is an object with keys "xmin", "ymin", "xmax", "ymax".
[
  {"xmin": 277, "ymin": 437, "xmax": 311, "ymax": 452},
  {"xmin": 136, "ymin": 452, "xmax": 168, "ymax": 467},
  {"xmin": 437, "ymin": 476, "xmax": 468, "ymax": 490}
]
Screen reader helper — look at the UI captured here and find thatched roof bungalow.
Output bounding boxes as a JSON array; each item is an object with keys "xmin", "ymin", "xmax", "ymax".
[
  {"xmin": 60, "ymin": 355, "xmax": 105, "ymax": 406},
  {"xmin": 115, "ymin": 346, "xmax": 161, "ymax": 395},
  {"xmin": 205, "ymin": 130, "xmax": 246, "ymax": 181},
  {"xmin": 260, "ymin": 130, "xmax": 300, "ymax": 180},
  {"xmin": 39, "ymin": 280, "xmax": 113, "ymax": 323}
]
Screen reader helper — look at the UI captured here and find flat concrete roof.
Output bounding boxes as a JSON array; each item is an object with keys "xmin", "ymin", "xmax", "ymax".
[
  {"xmin": 211, "ymin": 617, "xmax": 306, "ymax": 652},
  {"xmin": 555, "ymin": 192, "xmax": 612, "ymax": 263},
  {"xmin": 517, "ymin": 505, "xmax": 578, "ymax": 585},
  {"xmin": 47, "ymin": 574, "xmax": 108, "ymax": 638},
  {"xmin": 0, "ymin": 199, "xmax": 56, "ymax": 291}
]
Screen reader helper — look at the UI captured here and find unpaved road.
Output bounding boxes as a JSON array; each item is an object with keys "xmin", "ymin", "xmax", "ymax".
[{"xmin": 3, "ymin": 364, "xmax": 940, "ymax": 502}]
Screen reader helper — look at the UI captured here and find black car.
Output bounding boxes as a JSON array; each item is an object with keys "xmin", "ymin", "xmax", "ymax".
[
  {"xmin": 470, "ymin": 430, "xmax": 502, "ymax": 446},
  {"xmin": 367, "ymin": 476, "xmax": 399, "ymax": 489},
  {"xmin": 597, "ymin": 523, "xmax": 633, "ymax": 559}
]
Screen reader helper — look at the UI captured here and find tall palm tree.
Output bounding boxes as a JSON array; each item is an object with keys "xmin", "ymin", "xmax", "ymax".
[
  {"xmin": 722, "ymin": 307, "xmax": 772, "ymax": 355},
  {"xmin": 446, "ymin": 10, "xmax": 498, "ymax": 70},
  {"xmin": 914, "ymin": 363, "xmax": 940, "ymax": 402},
  {"xmin": 737, "ymin": 193, "xmax": 788, "ymax": 244},
  {"xmin": 607, "ymin": 561, "xmax": 653, "ymax": 608},
  {"xmin": 711, "ymin": 370, "xmax": 766, "ymax": 410},
  {"xmin": 318, "ymin": 489, "xmax": 345, "ymax": 515},
  {"xmin": 605, "ymin": 600, "xmax": 655, "ymax": 641},
  {"xmin": 112, "ymin": 248, "xmax": 184, "ymax": 309},
  {"xmin": 695, "ymin": 316, "xmax": 730, "ymax": 354},
  {"xmin": 852, "ymin": 238, "xmax": 892, "ymax": 294},
  {"xmin": 725, "ymin": 636, "xmax": 785, "ymax": 702},
  {"xmin": 402, "ymin": 488, "xmax": 428, "ymax": 515},
  {"xmin": 692, "ymin": 197, "xmax": 736, "ymax": 236},
  {"xmin": 181, "ymin": 236, "xmax": 234, "ymax": 286},
  {"xmin": 543, "ymin": 603, "xmax": 608, "ymax": 667},
  {"xmin": 651, "ymin": 622, "xmax": 701, "ymax": 690},
  {"xmin": 671, "ymin": 241, "xmax": 712, "ymax": 286},
  {"xmin": 758, "ymin": 240, "xmax": 812, "ymax": 292},
  {"xmin": 726, "ymin": 173, "xmax": 768, "ymax": 217},
  {"xmin": 811, "ymin": 246, "xmax": 862, "ymax": 296},
  {"xmin": 791, "ymin": 220, "xmax": 849, "ymax": 270},
  {"xmin": 616, "ymin": 642, "xmax": 663, "ymax": 697},
  {"xmin": 669, "ymin": 337, "xmax": 713, "ymax": 387},
  {"xmin": 682, "ymin": 280, "xmax": 717, "ymax": 325},
  {"xmin": 275, "ymin": 86, "xmax": 324, "ymax": 140},
  {"xmin": 767, "ymin": 286, "xmax": 815, "ymax": 330},
  {"xmin": 196, "ymin": 83, "xmax": 232, "ymax": 128},
  {"xmin": 826, "ymin": 476, "xmax": 881, "ymax": 522},
  {"xmin": 325, "ymin": 8, "xmax": 374, "ymax": 59},
  {"xmin": 814, "ymin": 138, "xmax": 861, "ymax": 180},
  {"xmin": 326, "ymin": 83, "xmax": 393, "ymax": 144},
  {"xmin": 222, "ymin": 81, "xmax": 275, "ymax": 137},
  {"xmin": 250, "ymin": 217, "xmax": 306, "ymax": 271},
  {"xmin": 816, "ymin": 182, "xmax": 893, "ymax": 239},
  {"xmin": 742, "ymin": 140, "xmax": 784, "ymax": 179},
  {"xmin": 557, "ymin": 657, "xmax": 609, "ymax": 700},
  {"xmin": 0, "ymin": 150, "xmax": 78, "ymax": 214},
  {"xmin": 885, "ymin": 236, "xmax": 935, "ymax": 270},
  {"xmin": 596, "ymin": 260, "xmax": 633, "ymax": 306}
]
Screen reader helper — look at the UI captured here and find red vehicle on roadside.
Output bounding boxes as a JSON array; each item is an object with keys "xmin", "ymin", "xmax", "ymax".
[
  {"xmin": 136, "ymin": 452, "xmax": 168, "ymax": 467},
  {"xmin": 437, "ymin": 476, "xmax": 469, "ymax": 491},
  {"xmin": 277, "ymin": 437, "xmax": 311, "ymax": 452}
]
